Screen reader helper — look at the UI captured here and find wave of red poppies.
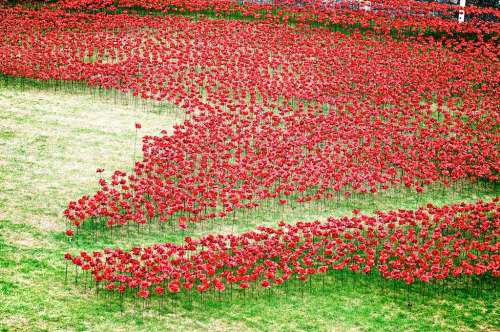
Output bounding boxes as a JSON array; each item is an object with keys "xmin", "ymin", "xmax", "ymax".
[
  {"xmin": 17, "ymin": 0, "xmax": 500, "ymax": 38},
  {"xmin": 65, "ymin": 198, "xmax": 500, "ymax": 297},
  {"xmin": 1, "ymin": 1, "xmax": 498, "ymax": 232},
  {"xmin": 1, "ymin": 0, "xmax": 499, "ymax": 308}
]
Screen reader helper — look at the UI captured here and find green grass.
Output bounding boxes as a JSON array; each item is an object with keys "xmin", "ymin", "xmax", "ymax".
[{"xmin": 0, "ymin": 81, "xmax": 499, "ymax": 331}]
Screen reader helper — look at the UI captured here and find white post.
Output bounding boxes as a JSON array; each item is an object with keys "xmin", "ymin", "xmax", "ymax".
[
  {"xmin": 458, "ymin": 0, "xmax": 466, "ymax": 23},
  {"xmin": 364, "ymin": 1, "xmax": 371, "ymax": 11},
  {"xmin": 358, "ymin": 0, "xmax": 371, "ymax": 11}
]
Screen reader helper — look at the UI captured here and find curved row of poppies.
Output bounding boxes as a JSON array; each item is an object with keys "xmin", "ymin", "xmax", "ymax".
[
  {"xmin": 65, "ymin": 198, "xmax": 500, "ymax": 301},
  {"xmin": 1, "ymin": 5, "xmax": 498, "ymax": 233},
  {"xmin": 38, "ymin": 0, "xmax": 500, "ymax": 38}
]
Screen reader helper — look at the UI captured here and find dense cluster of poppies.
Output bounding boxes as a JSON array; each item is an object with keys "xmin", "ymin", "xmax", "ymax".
[
  {"xmin": 1, "ymin": 0, "xmax": 498, "ymax": 311},
  {"xmin": 65, "ymin": 198, "xmax": 500, "ymax": 303},
  {"xmin": 1, "ymin": 0, "xmax": 498, "ymax": 233},
  {"xmin": 15, "ymin": 0, "xmax": 500, "ymax": 36}
]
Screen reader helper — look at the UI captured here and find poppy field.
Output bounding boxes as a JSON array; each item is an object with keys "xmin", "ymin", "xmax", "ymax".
[{"xmin": 0, "ymin": 0, "xmax": 499, "ymax": 331}]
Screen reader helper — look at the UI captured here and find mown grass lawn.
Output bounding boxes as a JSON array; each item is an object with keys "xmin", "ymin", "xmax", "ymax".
[{"xmin": 0, "ymin": 81, "xmax": 498, "ymax": 331}]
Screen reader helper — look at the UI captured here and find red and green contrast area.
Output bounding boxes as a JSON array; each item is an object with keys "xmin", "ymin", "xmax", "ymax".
[{"xmin": 0, "ymin": 0, "xmax": 499, "ymax": 330}]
